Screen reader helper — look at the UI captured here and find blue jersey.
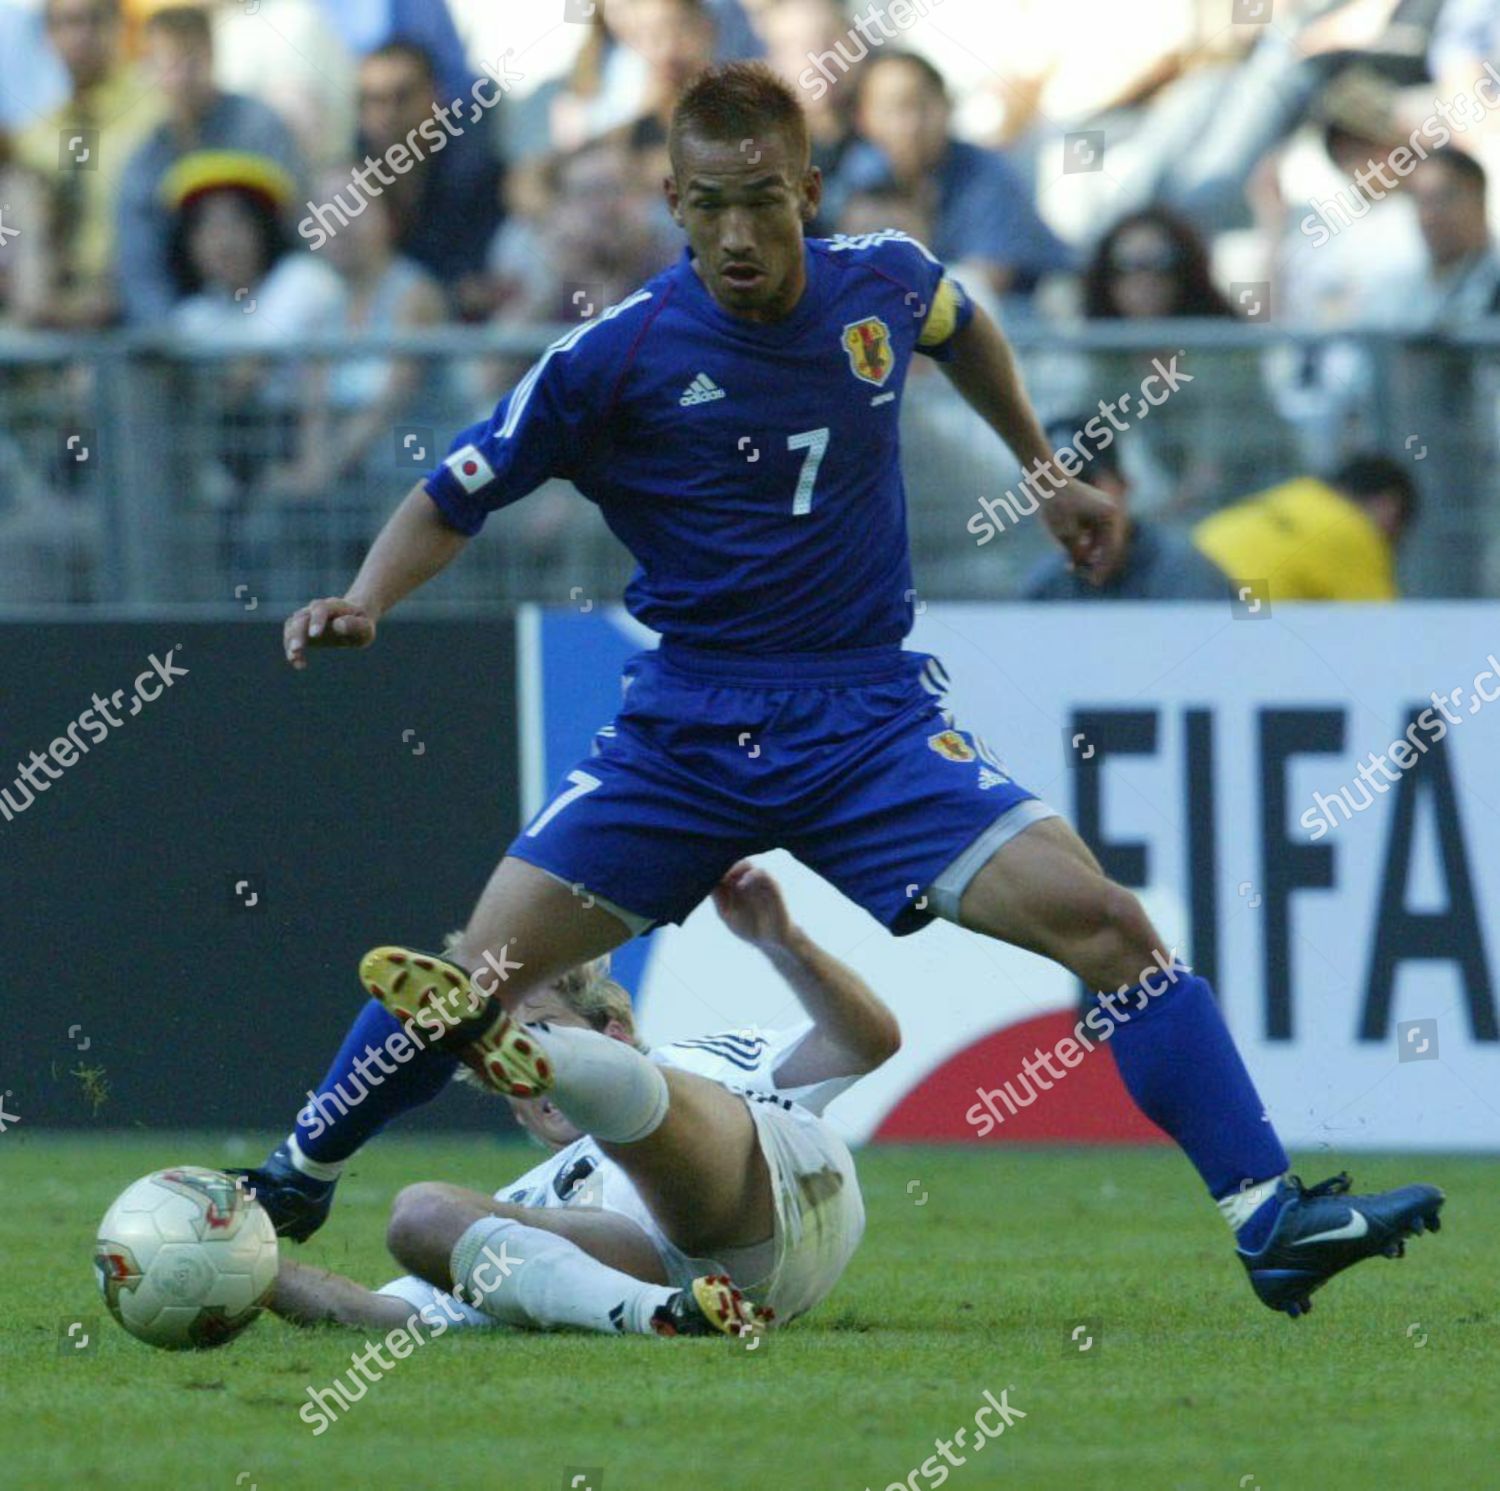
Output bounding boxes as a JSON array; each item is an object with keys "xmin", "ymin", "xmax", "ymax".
[{"xmin": 423, "ymin": 232, "xmax": 973, "ymax": 653}]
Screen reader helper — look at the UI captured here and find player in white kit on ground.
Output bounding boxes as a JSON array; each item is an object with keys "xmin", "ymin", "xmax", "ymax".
[{"xmin": 262, "ymin": 861, "xmax": 897, "ymax": 1338}]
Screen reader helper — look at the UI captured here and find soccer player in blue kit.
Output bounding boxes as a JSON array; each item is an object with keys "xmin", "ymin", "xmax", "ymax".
[{"xmin": 276, "ymin": 63, "xmax": 1443, "ymax": 1319}]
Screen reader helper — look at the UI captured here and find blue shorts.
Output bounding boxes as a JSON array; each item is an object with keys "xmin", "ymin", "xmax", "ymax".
[{"xmin": 508, "ymin": 643, "xmax": 1050, "ymax": 935}]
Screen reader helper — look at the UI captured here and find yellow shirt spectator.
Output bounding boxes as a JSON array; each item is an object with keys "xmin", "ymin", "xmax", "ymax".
[{"xmin": 1193, "ymin": 461, "xmax": 1415, "ymax": 601}]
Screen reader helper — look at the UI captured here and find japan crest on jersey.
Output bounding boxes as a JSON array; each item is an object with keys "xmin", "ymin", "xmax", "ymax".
[
  {"xmin": 928, "ymin": 729, "xmax": 976, "ymax": 763},
  {"xmin": 841, "ymin": 315, "xmax": 894, "ymax": 386}
]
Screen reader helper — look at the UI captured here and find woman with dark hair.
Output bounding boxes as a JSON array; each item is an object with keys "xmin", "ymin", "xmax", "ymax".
[
  {"xmin": 163, "ymin": 151, "xmax": 341, "ymax": 341},
  {"xmin": 161, "ymin": 151, "xmax": 343, "ymax": 587},
  {"xmin": 168, "ymin": 183, "xmax": 283, "ymax": 306},
  {"xmin": 1083, "ymin": 207, "xmax": 1237, "ymax": 321},
  {"xmin": 1073, "ymin": 206, "xmax": 1291, "ymax": 514}
]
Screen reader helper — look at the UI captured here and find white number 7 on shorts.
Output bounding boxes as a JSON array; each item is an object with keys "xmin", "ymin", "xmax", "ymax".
[{"xmin": 525, "ymin": 769, "xmax": 602, "ymax": 838}]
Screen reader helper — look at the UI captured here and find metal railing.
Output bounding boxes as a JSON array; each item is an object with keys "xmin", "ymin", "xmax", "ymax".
[{"xmin": 1, "ymin": 322, "xmax": 1493, "ymax": 610}]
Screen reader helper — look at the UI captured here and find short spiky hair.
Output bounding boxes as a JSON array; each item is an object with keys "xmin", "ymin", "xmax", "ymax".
[{"xmin": 669, "ymin": 61, "xmax": 810, "ymax": 175}]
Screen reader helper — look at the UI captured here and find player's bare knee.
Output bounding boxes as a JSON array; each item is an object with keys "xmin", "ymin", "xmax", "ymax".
[
  {"xmin": 1089, "ymin": 882, "xmax": 1167, "ymax": 984},
  {"xmin": 386, "ymin": 1182, "xmax": 452, "ymax": 1269},
  {"xmin": 1046, "ymin": 879, "xmax": 1163, "ymax": 989}
]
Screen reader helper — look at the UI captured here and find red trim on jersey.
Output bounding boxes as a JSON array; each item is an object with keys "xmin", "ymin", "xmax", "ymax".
[{"xmin": 603, "ymin": 280, "xmax": 679, "ymax": 426}]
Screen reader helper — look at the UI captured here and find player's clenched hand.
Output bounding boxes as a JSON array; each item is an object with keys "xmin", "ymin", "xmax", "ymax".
[
  {"xmin": 1043, "ymin": 478, "xmax": 1121, "ymax": 582},
  {"xmin": 712, "ymin": 860, "xmax": 795, "ymax": 950},
  {"xmin": 283, "ymin": 598, "xmax": 376, "ymax": 670}
]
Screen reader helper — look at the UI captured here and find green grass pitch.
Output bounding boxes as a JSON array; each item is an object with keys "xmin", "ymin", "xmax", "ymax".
[{"xmin": 2, "ymin": 1135, "xmax": 1494, "ymax": 1491}]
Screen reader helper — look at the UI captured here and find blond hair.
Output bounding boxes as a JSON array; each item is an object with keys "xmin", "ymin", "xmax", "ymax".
[{"xmin": 551, "ymin": 958, "xmax": 641, "ymax": 1045}]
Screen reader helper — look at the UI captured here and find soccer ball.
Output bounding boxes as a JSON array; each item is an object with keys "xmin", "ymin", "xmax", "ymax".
[{"xmin": 94, "ymin": 1167, "xmax": 278, "ymax": 1349}]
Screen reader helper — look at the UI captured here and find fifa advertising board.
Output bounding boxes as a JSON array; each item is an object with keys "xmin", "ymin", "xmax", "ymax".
[{"xmin": 523, "ymin": 603, "xmax": 1500, "ymax": 1152}]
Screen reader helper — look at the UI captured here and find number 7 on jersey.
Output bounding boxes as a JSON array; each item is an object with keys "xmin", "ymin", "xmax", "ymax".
[{"xmin": 786, "ymin": 427, "xmax": 830, "ymax": 516}]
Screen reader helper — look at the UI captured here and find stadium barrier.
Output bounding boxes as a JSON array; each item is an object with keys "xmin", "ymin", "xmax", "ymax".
[{"xmin": 1, "ymin": 322, "xmax": 1496, "ymax": 609}]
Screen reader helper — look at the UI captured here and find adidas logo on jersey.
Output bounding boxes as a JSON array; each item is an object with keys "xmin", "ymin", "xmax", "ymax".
[
  {"xmin": 978, "ymin": 766, "xmax": 1011, "ymax": 791},
  {"xmin": 679, "ymin": 372, "xmax": 726, "ymax": 406}
]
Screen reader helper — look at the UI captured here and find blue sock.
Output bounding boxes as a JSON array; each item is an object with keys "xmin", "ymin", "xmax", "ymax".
[
  {"xmin": 1099, "ymin": 969, "xmax": 1289, "ymax": 1221},
  {"xmin": 294, "ymin": 1000, "xmax": 459, "ymax": 1164}
]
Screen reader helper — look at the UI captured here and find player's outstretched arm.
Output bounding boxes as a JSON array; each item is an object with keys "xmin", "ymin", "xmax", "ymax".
[
  {"xmin": 712, "ymin": 861, "xmax": 900, "ymax": 1084},
  {"xmin": 937, "ymin": 302, "xmax": 1119, "ymax": 579},
  {"xmin": 269, "ymin": 1257, "xmax": 415, "ymax": 1330},
  {"xmin": 283, "ymin": 483, "xmax": 469, "ymax": 669}
]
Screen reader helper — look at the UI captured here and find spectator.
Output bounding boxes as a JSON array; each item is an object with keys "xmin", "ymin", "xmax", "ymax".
[
  {"xmin": 490, "ymin": 137, "xmax": 673, "ymax": 330},
  {"xmin": 324, "ymin": 0, "xmax": 473, "ymax": 108},
  {"xmin": 1376, "ymin": 147, "xmax": 1500, "ymax": 326},
  {"xmin": 251, "ymin": 172, "xmax": 446, "ymax": 588},
  {"xmin": 354, "ymin": 39, "xmax": 504, "ymax": 314},
  {"xmin": 544, "ymin": 0, "xmax": 757, "ymax": 155},
  {"xmin": 833, "ymin": 184, "xmax": 1004, "ymax": 325},
  {"xmin": 831, "ymin": 50, "xmax": 1073, "ymax": 298},
  {"xmin": 491, "ymin": 0, "xmax": 711, "ymax": 325},
  {"xmin": 1080, "ymin": 207, "xmax": 1288, "ymax": 510},
  {"xmin": 607, "ymin": 0, "xmax": 719, "ymax": 173},
  {"xmin": 11, "ymin": 0, "xmax": 161, "ymax": 328},
  {"xmin": 1163, "ymin": 0, "xmax": 1444, "ymax": 234},
  {"xmin": 271, "ymin": 169, "xmax": 447, "ymax": 497},
  {"xmin": 163, "ymin": 152, "xmax": 343, "ymax": 512},
  {"xmin": 1082, "ymin": 206, "xmax": 1235, "ymax": 320},
  {"xmin": 1421, "ymin": 0, "xmax": 1500, "ymax": 218},
  {"xmin": 759, "ymin": 0, "xmax": 857, "ymax": 187},
  {"xmin": 1364, "ymin": 145, "xmax": 1500, "ymax": 596},
  {"xmin": 165, "ymin": 153, "xmax": 342, "ymax": 343},
  {"xmin": 1265, "ymin": 68, "xmax": 1428, "ymax": 458},
  {"xmin": 972, "ymin": 1, "xmax": 1252, "ymax": 245},
  {"xmin": 116, "ymin": 5, "xmax": 304, "ymax": 325},
  {"xmin": 836, "ymin": 184, "xmax": 932, "ymax": 245},
  {"xmin": 1193, "ymin": 453, "xmax": 1417, "ymax": 600},
  {"xmin": 1022, "ymin": 416, "xmax": 1231, "ymax": 601},
  {"xmin": 545, "ymin": 3, "xmax": 650, "ymax": 154},
  {"xmin": 545, "ymin": 0, "xmax": 719, "ymax": 257},
  {"xmin": 0, "ymin": 156, "xmax": 103, "ymax": 601},
  {"xmin": 1276, "ymin": 67, "xmax": 1427, "ymax": 332}
]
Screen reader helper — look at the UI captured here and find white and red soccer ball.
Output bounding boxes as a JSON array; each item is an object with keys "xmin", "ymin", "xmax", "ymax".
[{"xmin": 94, "ymin": 1166, "xmax": 278, "ymax": 1349}]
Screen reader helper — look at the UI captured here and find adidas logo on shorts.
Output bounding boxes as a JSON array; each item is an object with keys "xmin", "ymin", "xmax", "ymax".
[{"xmin": 679, "ymin": 372, "xmax": 726, "ymax": 406}]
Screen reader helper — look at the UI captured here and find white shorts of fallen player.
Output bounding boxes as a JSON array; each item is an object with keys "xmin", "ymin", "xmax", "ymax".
[{"xmin": 378, "ymin": 1097, "xmax": 866, "ymax": 1328}]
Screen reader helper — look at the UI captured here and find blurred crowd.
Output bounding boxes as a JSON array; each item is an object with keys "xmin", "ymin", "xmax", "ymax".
[{"xmin": 3, "ymin": 0, "xmax": 1500, "ymax": 602}]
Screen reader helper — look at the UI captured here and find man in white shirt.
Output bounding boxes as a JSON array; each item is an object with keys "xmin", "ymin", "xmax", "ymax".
[{"xmin": 1379, "ymin": 146, "xmax": 1500, "ymax": 327}]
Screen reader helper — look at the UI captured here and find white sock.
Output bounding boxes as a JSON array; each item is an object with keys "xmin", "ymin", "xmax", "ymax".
[
  {"xmin": 451, "ymin": 1216, "xmax": 675, "ymax": 1335},
  {"xmin": 1217, "ymin": 1175, "xmax": 1284, "ymax": 1231},
  {"xmin": 285, "ymin": 1133, "xmax": 343, "ymax": 1181},
  {"xmin": 529, "ymin": 1023, "xmax": 670, "ymax": 1144}
]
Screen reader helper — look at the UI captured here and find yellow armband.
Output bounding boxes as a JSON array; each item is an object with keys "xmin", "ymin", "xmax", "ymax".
[{"xmin": 917, "ymin": 276, "xmax": 965, "ymax": 349}]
